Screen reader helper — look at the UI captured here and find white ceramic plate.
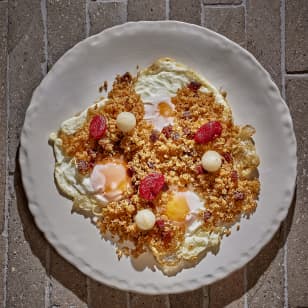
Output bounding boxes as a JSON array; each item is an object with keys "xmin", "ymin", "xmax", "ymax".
[{"xmin": 20, "ymin": 21, "xmax": 297, "ymax": 294}]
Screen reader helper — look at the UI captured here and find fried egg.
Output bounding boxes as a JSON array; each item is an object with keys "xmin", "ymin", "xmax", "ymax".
[{"xmin": 50, "ymin": 58, "xmax": 259, "ymax": 275}]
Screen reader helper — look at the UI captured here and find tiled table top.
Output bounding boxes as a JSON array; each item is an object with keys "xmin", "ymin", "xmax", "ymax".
[{"xmin": 0, "ymin": 0, "xmax": 307, "ymax": 307}]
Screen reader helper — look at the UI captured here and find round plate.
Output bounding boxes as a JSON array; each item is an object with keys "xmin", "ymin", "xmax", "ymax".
[{"xmin": 19, "ymin": 21, "xmax": 297, "ymax": 294}]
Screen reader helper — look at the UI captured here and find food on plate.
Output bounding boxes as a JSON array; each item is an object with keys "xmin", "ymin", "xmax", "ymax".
[{"xmin": 49, "ymin": 58, "xmax": 260, "ymax": 274}]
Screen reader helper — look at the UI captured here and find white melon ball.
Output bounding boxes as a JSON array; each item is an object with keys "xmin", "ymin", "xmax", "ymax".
[
  {"xmin": 116, "ymin": 112, "xmax": 136, "ymax": 133},
  {"xmin": 201, "ymin": 150, "xmax": 222, "ymax": 172},
  {"xmin": 134, "ymin": 209, "xmax": 156, "ymax": 231}
]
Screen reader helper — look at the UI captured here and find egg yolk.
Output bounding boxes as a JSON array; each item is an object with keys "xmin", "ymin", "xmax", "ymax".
[
  {"xmin": 158, "ymin": 101, "xmax": 174, "ymax": 117},
  {"xmin": 90, "ymin": 160, "xmax": 131, "ymax": 201},
  {"xmin": 165, "ymin": 193, "xmax": 190, "ymax": 222}
]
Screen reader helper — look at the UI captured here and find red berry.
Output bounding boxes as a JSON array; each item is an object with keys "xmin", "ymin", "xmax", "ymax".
[
  {"xmin": 195, "ymin": 164, "xmax": 205, "ymax": 174},
  {"xmin": 139, "ymin": 173, "xmax": 165, "ymax": 201},
  {"xmin": 223, "ymin": 152, "xmax": 232, "ymax": 163},
  {"xmin": 194, "ymin": 121, "xmax": 222, "ymax": 144},
  {"xmin": 89, "ymin": 115, "xmax": 107, "ymax": 140},
  {"xmin": 156, "ymin": 219, "xmax": 165, "ymax": 229}
]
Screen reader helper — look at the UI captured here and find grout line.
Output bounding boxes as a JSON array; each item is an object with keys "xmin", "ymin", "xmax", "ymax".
[
  {"xmin": 244, "ymin": 266, "xmax": 248, "ymax": 308},
  {"xmin": 44, "ymin": 246, "xmax": 51, "ymax": 308},
  {"xmin": 201, "ymin": 1, "xmax": 205, "ymax": 27},
  {"xmin": 243, "ymin": 0, "xmax": 247, "ymax": 40},
  {"xmin": 165, "ymin": 0, "xmax": 170, "ymax": 20},
  {"xmin": 202, "ymin": 286, "xmax": 209, "ymax": 308},
  {"xmin": 85, "ymin": 0, "xmax": 90, "ymax": 38},
  {"xmin": 94, "ymin": 0, "xmax": 127, "ymax": 3},
  {"xmin": 283, "ymin": 224, "xmax": 289, "ymax": 308},
  {"xmin": 86, "ymin": 277, "xmax": 91, "ymax": 308},
  {"xmin": 126, "ymin": 292, "xmax": 131, "ymax": 308},
  {"xmin": 124, "ymin": 0, "xmax": 128, "ymax": 22},
  {"xmin": 3, "ymin": 40, "xmax": 10, "ymax": 308},
  {"xmin": 40, "ymin": 0, "xmax": 48, "ymax": 76},
  {"xmin": 203, "ymin": 3, "xmax": 243, "ymax": 8},
  {"xmin": 285, "ymin": 72, "xmax": 308, "ymax": 77},
  {"xmin": 280, "ymin": 0, "xmax": 286, "ymax": 99},
  {"xmin": 40, "ymin": 1, "xmax": 51, "ymax": 307},
  {"xmin": 165, "ymin": 294, "xmax": 171, "ymax": 308}
]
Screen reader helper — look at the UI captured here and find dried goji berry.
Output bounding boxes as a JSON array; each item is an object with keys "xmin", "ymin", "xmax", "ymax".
[
  {"xmin": 223, "ymin": 152, "xmax": 232, "ymax": 163},
  {"xmin": 195, "ymin": 164, "xmax": 205, "ymax": 174},
  {"xmin": 203, "ymin": 210, "xmax": 212, "ymax": 222},
  {"xmin": 155, "ymin": 219, "xmax": 165, "ymax": 230},
  {"xmin": 139, "ymin": 173, "xmax": 165, "ymax": 201},
  {"xmin": 89, "ymin": 115, "xmax": 107, "ymax": 140},
  {"xmin": 194, "ymin": 121, "xmax": 222, "ymax": 144}
]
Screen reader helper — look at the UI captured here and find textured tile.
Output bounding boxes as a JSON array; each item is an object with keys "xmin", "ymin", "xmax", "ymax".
[
  {"xmin": 286, "ymin": 77, "xmax": 308, "ymax": 308},
  {"xmin": 6, "ymin": 1, "xmax": 47, "ymax": 306},
  {"xmin": 169, "ymin": 288, "xmax": 204, "ymax": 308},
  {"xmin": 7, "ymin": 170, "xmax": 47, "ymax": 307},
  {"xmin": 89, "ymin": 1, "xmax": 126, "ymax": 35},
  {"xmin": 169, "ymin": 0, "xmax": 201, "ymax": 25},
  {"xmin": 204, "ymin": 0, "xmax": 242, "ymax": 4},
  {"xmin": 130, "ymin": 293, "xmax": 169, "ymax": 308},
  {"xmin": 49, "ymin": 247, "xmax": 87, "ymax": 308},
  {"xmin": 247, "ymin": 0, "xmax": 281, "ymax": 90},
  {"xmin": 285, "ymin": 0, "xmax": 308, "ymax": 72},
  {"xmin": 7, "ymin": 0, "xmax": 45, "ymax": 174},
  {"xmin": 88, "ymin": 279, "xmax": 128, "ymax": 308},
  {"xmin": 127, "ymin": 0, "xmax": 165, "ymax": 21},
  {"xmin": 247, "ymin": 228, "xmax": 285, "ymax": 307},
  {"xmin": 0, "ymin": 1, "xmax": 8, "ymax": 305},
  {"xmin": 0, "ymin": 0, "xmax": 7, "ymax": 234},
  {"xmin": 204, "ymin": 6, "xmax": 245, "ymax": 47},
  {"xmin": 47, "ymin": 0, "xmax": 86, "ymax": 68},
  {"xmin": 209, "ymin": 269, "xmax": 245, "ymax": 308}
]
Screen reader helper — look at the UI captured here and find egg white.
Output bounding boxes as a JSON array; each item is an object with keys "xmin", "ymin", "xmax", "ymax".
[{"xmin": 51, "ymin": 58, "xmax": 230, "ymax": 272}]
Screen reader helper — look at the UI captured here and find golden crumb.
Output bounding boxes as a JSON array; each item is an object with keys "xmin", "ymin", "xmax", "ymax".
[{"xmin": 57, "ymin": 72, "xmax": 260, "ymax": 259}]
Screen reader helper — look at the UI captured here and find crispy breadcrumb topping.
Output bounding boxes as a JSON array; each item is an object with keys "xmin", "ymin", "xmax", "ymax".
[{"xmin": 57, "ymin": 73, "xmax": 260, "ymax": 259}]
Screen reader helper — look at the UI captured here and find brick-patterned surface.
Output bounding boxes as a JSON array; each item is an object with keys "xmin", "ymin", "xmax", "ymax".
[
  {"xmin": 285, "ymin": 0, "xmax": 308, "ymax": 73},
  {"xmin": 286, "ymin": 77, "xmax": 308, "ymax": 308},
  {"xmin": 204, "ymin": 6, "xmax": 245, "ymax": 47},
  {"xmin": 169, "ymin": 0, "xmax": 201, "ymax": 25},
  {"xmin": 128, "ymin": 0, "xmax": 165, "ymax": 21},
  {"xmin": 1, "ymin": 1, "xmax": 307, "ymax": 307},
  {"xmin": 209, "ymin": 269, "xmax": 245, "ymax": 308},
  {"xmin": 0, "ymin": 2, "xmax": 8, "ymax": 305},
  {"xmin": 246, "ymin": 0, "xmax": 282, "ymax": 90}
]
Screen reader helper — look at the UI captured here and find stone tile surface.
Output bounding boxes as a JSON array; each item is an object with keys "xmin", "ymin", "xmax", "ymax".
[
  {"xmin": 285, "ymin": 0, "xmax": 308, "ymax": 72},
  {"xmin": 286, "ymin": 77, "xmax": 308, "ymax": 308},
  {"xmin": 209, "ymin": 269, "xmax": 245, "ymax": 308},
  {"xmin": 47, "ymin": 0, "xmax": 86, "ymax": 68},
  {"xmin": 130, "ymin": 293, "xmax": 169, "ymax": 308},
  {"xmin": 3, "ymin": 1, "xmax": 308, "ymax": 307},
  {"xmin": 247, "ymin": 228, "xmax": 285, "ymax": 307},
  {"xmin": 49, "ymin": 248, "xmax": 87, "ymax": 308},
  {"xmin": 204, "ymin": 0, "xmax": 242, "ymax": 4},
  {"xmin": 204, "ymin": 6, "xmax": 245, "ymax": 47},
  {"xmin": 169, "ymin": 0, "xmax": 201, "ymax": 25},
  {"xmin": 247, "ymin": 0, "xmax": 281, "ymax": 90},
  {"xmin": 89, "ymin": 1, "xmax": 126, "ymax": 35},
  {"xmin": 0, "ymin": 2, "xmax": 8, "ymax": 306},
  {"xmin": 6, "ymin": 1, "xmax": 47, "ymax": 307},
  {"xmin": 88, "ymin": 279, "xmax": 128, "ymax": 308},
  {"xmin": 169, "ymin": 288, "xmax": 204, "ymax": 308},
  {"xmin": 0, "ymin": 0, "xmax": 7, "ymax": 235},
  {"xmin": 128, "ymin": 0, "xmax": 165, "ymax": 21}
]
